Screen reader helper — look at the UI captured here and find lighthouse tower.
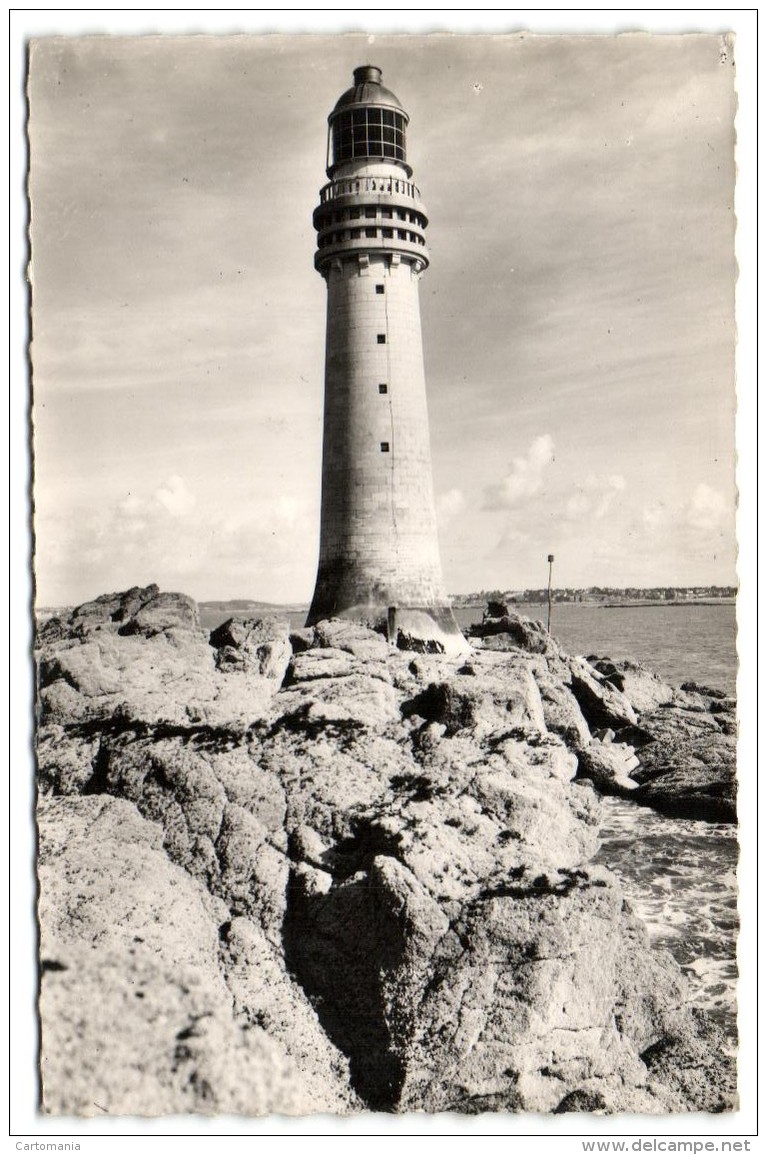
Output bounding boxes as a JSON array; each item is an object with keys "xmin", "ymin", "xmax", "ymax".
[{"xmin": 306, "ymin": 65, "xmax": 467, "ymax": 654}]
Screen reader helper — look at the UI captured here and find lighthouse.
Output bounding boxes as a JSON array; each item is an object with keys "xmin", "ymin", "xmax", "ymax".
[{"xmin": 306, "ymin": 65, "xmax": 467, "ymax": 654}]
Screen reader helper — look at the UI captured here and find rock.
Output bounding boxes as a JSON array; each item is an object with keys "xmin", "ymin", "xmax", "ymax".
[
  {"xmin": 219, "ymin": 917, "xmax": 358, "ymax": 1112},
  {"xmin": 38, "ymin": 585, "xmax": 202, "ymax": 644},
  {"xmin": 483, "ymin": 599, "xmax": 512, "ymax": 620},
  {"xmin": 593, "ymin": 728, "xmax": 616, "ymax": 744},
  {"xmin": 118, "ymin": 591, "xmax": 200, "ymax": 637},
  {"xmin": 36, "ymin": 619, "xmax": 277, "ymax": 733},
  {"xmin": 532, "ymin": 662, "xmax": 592, "ymax": 748},
  {"xmin": 286, "ymin": 649, "xmax": 359, "ymax": 683},
  {"xmin": 37, "ymin": 584, "xmax": 161, "ymax": 643},
  {"xmin": 35, "ymin": 585, "xmax": 737, "ymax": 1116},
  {"xmin": 569, "ymin": 675, "xmax": 736, "ymax": 821},
  {"xmin": 403, "ymin": 666, "xmax": 546, "ymax": 739},
  {"xmin": 279, "ymin": 671, "xmax": 400, "ymax": 729},
  {"xmin": 38, "ymin": 795, "xmax": 321, "ymax": 1116},
  {"xmin": 577, "ymin": 742, "xmax": 640, "ymax": 794},
  {"xmin": 610, "ymin": 905, "xmax": 689, "ymax": 1053},
  {"xmin": 469, "ymin": 612, "xmax": 559, "ymax": 656},
  {"xmin": 630, "ymin": 703, "xmax": 737, "ymax": 822},
  {"xmin": 680, "ymin": 681, "xmax": 728, "ymax": 700},
  {"xmin": 554, "ymin": 1089, "xmax": 608, "ymax": 1113},
  {"xmin": 588, "ymin": 657, "xmax": 675, "ymax": 715},
  {"xmin": 289, "ymin": 627, "xmax": 315, "ymax": 653},
  {"xmin": 209, "ymin": 617, "xmax": 291, "ymax": 681},
  {"xmin": 302, "ymin": 618, "xmax": 390, "ymax": 660},
  {"xmin": 395, "ymin": 629, "xmax": 445, "ymax": 654},
  {"xmin": 640, "ymin": 1009, "xmax": 737, "ymax": 1113},
  {"xmin": 611, "ymin": 722, "xmax": 657, "ymax": 749},
  {"xmin": 628, "ymin": 720, "xmax": 739, "ymax": 822},
  {"xmin": 566, "ymin": 660, "xmax": 638, "ymax": 731},
  {"xmin": 393, "ymin": 868, "xmax": 687, "ymax": 1114}
]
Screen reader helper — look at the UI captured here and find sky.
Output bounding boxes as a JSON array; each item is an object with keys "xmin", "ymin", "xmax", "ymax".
[{"xmin": 28, "ymin": 27, "xmax": 739, "ymax": 606}]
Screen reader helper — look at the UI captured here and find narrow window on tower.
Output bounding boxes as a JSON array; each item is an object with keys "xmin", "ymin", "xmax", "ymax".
[
  {"xmin": 375, "ymin": 284, "xmax": 385, "ymax": 294},
  {"xmin": 380, "ymin": 442, "xmax": 390, "ymax": 453},
  {"xmin": 378, "ymin": 383, "xmax": 388, "ymax": 394},
  {"xmin": 377, "ymin": 334, "xmax": 386, "ymax": 344}
]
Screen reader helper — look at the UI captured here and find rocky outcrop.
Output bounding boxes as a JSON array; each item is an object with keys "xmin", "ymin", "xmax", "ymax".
[
  {"xmin": 470, "ymin": 610, "xmax": 560, "ymax": 657},
  {"xmin": 38, "ymin": 794, "xmax": 355, "ymax": 1117},
  {"xmin": 36, "ymin": 585, "xmax": 280, "ymax": 734},
  {"xmin": 627, "ymin": 706, "xmax": 737, "ymax": 822},
  {"xmin": 470, "ymin": 612, "xmax": 736, "ymax": 824},
  {"xmin": 34, "ymin": 589, "xmax": 736, "ymax": 1116},
  {"xmin": 210, "ymin": 616, "xmax": 291, "ymax": 680},
  {"xmin": 37, "ymin": 584, "xmax": 200, "ymax": 643},
  {"xmin": 578, "ymin": 659, "xmax": 737, "ymax": 823},
  {"xmin": 588, "ymin": 656, "xmax": 676, "ymax": 714},
  {"xmin": 577, "ymin": 739, "xmax": 640, "ymax": 795}
]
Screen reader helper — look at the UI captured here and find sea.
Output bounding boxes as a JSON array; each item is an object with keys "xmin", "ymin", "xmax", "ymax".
[{"xmin": 203, "ymin": 598, "xmax": 740, "ymax": 1040}]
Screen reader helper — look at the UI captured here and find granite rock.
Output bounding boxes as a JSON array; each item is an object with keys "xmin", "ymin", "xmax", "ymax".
[
  {"xmin": 630, "ymin": 705, "xmax": 737, "ymax": 822},
  {"xmin": 588, "ymin": 657, "xmax": 676, "ymax": 715},
  {"xmin": 38, "ymin": 794, "xmax": 351, "ymax": 1116},
  {"xmin": 34, "ymin": 588, "xmax": 737, "ymax": 1115},
  {"xmin": 209, "ymin": 616, "xmax": 291, "ymax": 681}
]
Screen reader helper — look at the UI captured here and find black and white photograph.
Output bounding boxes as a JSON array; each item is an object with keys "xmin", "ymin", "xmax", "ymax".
[{"xmin": 14, "ymin": 10, "xmax": 755, "ymax": 1143}]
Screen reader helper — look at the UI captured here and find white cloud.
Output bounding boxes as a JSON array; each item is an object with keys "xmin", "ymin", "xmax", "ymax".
[
  {"xmin": 641, "ymin": 484, "xmax": 731, "ymax": 539},
  {"xmin": 686, "ymin": 483, "xmax": 729, "ymax": 531},
  {"xmin": 564, "ymin": 472, "xmax": 625, "ymax": 521},
  {"xmin": 594, "ymin": 474, "xmax": 626, "ymax": 520},
  {"xmin": 154, "ymin": 475, "xmax": 196, "ymax": 518},
  {"xmin": 483, "ymin": 434, "xmax": 555, "ymax": 509}
]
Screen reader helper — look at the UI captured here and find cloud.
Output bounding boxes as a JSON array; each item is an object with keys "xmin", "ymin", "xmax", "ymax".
[
  {"xmin": 483, "ymin": 434, "xmax": 555, "ymax": 509},
  {"xmin": 37, "ymin": 475, "xmax": 319, "ymax": 605},
  {"xmin": 154, "ymin": 475, "xmax": 197, "ymax": 517},
  {"xmin": 565, "ymin": 472, "xmax": 626, "ymax": 521},
  {"xmin": 685, "ymin": 483, "xmax": 729, "ymax": 531},
  {"xmin": 641, "ymin": 484, "xmax": 731, "ymax": 536},
  {"xmin": 436, "ymin": 487, "xmax": 466, "ymax": 526},
  {"xmin": 491, "ymin": 524, "xmax": 532, "ymax": 555}
]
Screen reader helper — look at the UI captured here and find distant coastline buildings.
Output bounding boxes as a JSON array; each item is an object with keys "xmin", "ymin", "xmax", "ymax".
[{"xmin": 450, "ymin": 586, "xmax": 737, "ymax": 607}]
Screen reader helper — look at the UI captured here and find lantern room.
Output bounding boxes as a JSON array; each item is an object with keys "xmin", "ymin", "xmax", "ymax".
[{"xmin": 327, "ymin": 65, "xmax": 411, "ymax": 176}]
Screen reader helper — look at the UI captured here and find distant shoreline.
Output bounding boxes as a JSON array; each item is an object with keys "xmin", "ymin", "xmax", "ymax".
[
  {"xmin": 452, "ymin": 598, "xmax": 736, "ymax": 611},
  {"xmin": 598, "ymin": 599, "xmax": 736, "ymax": 609}
]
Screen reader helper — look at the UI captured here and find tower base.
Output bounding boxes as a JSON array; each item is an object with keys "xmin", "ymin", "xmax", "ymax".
[{"xmin": 306, "ymin": 602, "xmax": 470, "ymax": 656}]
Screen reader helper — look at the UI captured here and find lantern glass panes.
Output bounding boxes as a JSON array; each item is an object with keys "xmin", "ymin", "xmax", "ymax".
[{"xmin": 331, "ymin": 109, "xmax": 407, "ymax": 165}]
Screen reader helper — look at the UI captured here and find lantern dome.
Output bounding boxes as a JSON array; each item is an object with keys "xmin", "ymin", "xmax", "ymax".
[{"xmin": 327, "ymin": 66, "xmax": 410, "ymax": 174}]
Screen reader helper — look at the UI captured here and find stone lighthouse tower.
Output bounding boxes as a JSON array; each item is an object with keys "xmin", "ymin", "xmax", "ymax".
[{"xmin": 306, "ymin": 65, "xmax": 467, "ymax": 654}]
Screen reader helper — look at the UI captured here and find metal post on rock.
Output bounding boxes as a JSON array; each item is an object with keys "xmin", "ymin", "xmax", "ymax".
[{"xmin": 546, "ymin": 554, "xmax": 555, "ymax": 632}]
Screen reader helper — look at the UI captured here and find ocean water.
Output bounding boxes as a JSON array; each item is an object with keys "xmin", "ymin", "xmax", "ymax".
[{"xmin": 594, "ymin": 800, "xmax": 738, "ymax": 1044}]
